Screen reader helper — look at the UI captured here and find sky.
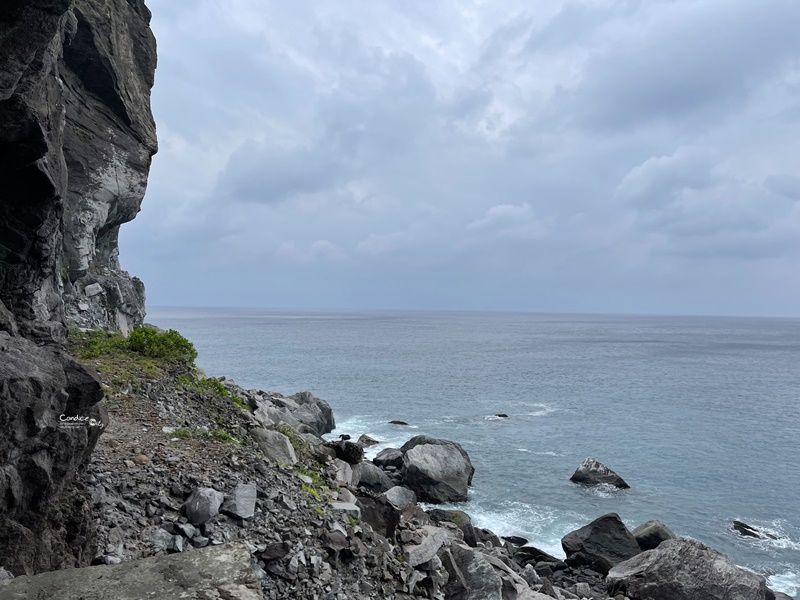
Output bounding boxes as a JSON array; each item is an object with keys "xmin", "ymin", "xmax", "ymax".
[{"xmin": 122, "ymin": 0, "xmax": 800, "ymax": 316}]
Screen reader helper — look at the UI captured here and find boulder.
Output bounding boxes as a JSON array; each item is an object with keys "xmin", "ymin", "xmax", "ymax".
[
  {"xmin": 440, "ymin": 544, "xmax": 503, "ymax": 600},
  {"xmin": 250, "ymin": 428, "xmax": 297, "ymax": 465},
  {"xmin": 403, "ymin": 527, "xmax": 449, "ymax": 567},
  {"xmin": 383, "ymin": 486, "xmax": 418, "ymax": 509},
  {"xmin": 221, "ymin": 483, "xmax": 257, "ymax": 520},
  {"xmin": 427, "ymin": 509, "xmax": 478, "ymax": 548},
  {"xmin": 570, "ymin": 457, "xmax": 629, "ymax": 489},
  {"xmin": 356, "ymin": 496, "xmax": 401, "ymax": 539},
  {"xmin": 182, "ymin": 488, "xmax": 225, "ymax": 526},
  {"xmin": 357, "ymin": 434, "xmax": 381, "ymax": 447},
  {"xmin": 513, "ymin": 545, "xmax": 562, "ymax": 567},
  {"xmin": 0, "ymin": 542, "xmax": 261, "ymax": 599},
  {"xmin": 400, "ymin": 436, "xmax": 475, "ymax": 503},
  {"xmin": 326, "ymin": 440, "xmax": 364, "ymax": 465},
  {"xmin": 561, "ymin": 513, "xmax": 640, "ymax": 575},
  {"xmin": 374, "ymin": 448, "xmax": 404, "ymax": 470},
  {"xmin": 632, "ymin": 520, "xmax": 676, "ymax": 551},
  {"xmin": 607, "ymin": 538, "xmax": 771, "ymax": 600},
  {"xmin": 358, "ymin": 462, "xmax": 393, "ymax": 493},
  {"xmin": 289, "ymin": 391, "xmax": 335, "ymax": 435}
]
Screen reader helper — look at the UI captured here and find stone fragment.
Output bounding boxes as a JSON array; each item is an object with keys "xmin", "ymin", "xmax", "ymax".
[
  {"xmin": 222, "ymin": 483, "xmax": 257, "ymax": 520},
  {"xmin": 250, "ymin": 428, "xmax": 297, "ymax": 465},
  {"xmin": 383, "ymin": 486, "xmax": 417, "ymax": 509},
  {"xmin": 400, "ymin": 436, "xmax": 474, "ymax": 503},
  {"xmin": 632, "ymin": 519, "xmax": 677, "ymax": 550},
  {"xmin": 561, "ymin": 513, "xmax": 640, "ymax": 575}
]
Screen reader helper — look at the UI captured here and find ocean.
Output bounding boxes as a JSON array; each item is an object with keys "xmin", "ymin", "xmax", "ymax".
[{"xmin": 147, "ymin": 307, "xmax": 800, "ymax": 596}]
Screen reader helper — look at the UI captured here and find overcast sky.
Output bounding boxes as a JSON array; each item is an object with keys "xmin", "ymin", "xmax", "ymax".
[{"xmin": 122, "ymin": 0, "xmax": 800, "ymax": 316}]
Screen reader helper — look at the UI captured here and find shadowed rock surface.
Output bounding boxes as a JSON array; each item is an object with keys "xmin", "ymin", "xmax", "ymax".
[
  {"xmin": 0, "ymin": 542, "xmax": 262, "ymax": 600},
  {"xmin": 0, "ymin": 0, "xmax": 156, "ymax": 576},
  {"xmin": 633, "ymin": 520, "xmax": 677, "ymax": 551},
  {"xmin": 561, "ymin": 512, "xmax": 641, "ymax": 575}
]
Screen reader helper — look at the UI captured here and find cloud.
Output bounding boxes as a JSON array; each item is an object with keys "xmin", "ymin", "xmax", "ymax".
[
  {"xmin": 120, "ymin": 0, "xmax": 800, "ymax": 316},
  {"xmin": 466, "ymin": 203, "xmax": 550, "ymax": 240},
  {"xmin": 276, "ymin": 240, "xmax": 347, "ymax": 263}
]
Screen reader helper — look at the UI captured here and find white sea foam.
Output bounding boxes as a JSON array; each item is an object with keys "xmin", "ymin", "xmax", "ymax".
[
  {"xmin": 768, "ymin": 570, "xmax": 800, "ymax": 597},
  {"xmin": 525, "ymin": 403, "xmax": 558, "ymax": 417},
  {"xmin": 484, "ymin": 415, "xmax": 508, "ymax": 421}
]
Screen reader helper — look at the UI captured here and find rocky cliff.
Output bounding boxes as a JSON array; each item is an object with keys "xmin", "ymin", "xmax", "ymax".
[{"xmin": 0, "ymin": 0, "xmax": 156, "ymax": 575}]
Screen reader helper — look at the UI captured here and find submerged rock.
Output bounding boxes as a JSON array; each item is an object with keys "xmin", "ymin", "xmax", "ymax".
[
  {"xmin": 357, "ymin": 434, "xmax": 381, "ymax": 447},
  {"xmin": 561, "ymin": 513, "xmax": 641, "ymax": 575},
  {"xmin": 389, "ymin": 420, "xmax": 409, "ymax": 425},
  {"xmin": 733, "ymin": 520, "xmax": 778, "ymax": 540},
  {"xmin": 569, "ymin": 457, "xmax": 630, "ymax": 489},
  {"xmin": 607, "ymin": 538, "xmax": 771, "ymax": 600},
  {"xmin": 400, "ymin": 435, "xmax": 475, "ymax": 503}
]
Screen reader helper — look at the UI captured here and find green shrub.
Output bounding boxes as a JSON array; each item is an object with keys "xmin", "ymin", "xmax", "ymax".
[{"xmin": 127, "ymin": 327, "xmax": 197, "ymax": 364}]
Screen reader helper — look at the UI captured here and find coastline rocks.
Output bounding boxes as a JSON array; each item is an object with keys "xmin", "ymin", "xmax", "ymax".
[
  {"xmin": 290, "ymin": 391, "xmax": 335, "ymax": 435},
  {"xmin": 374, "ymin": 448, "xmax": 404, "ymax": 470},
  {"xmin": 357, "ymin": 434, "xmax": 381, "ymax": 447},
  {"xmin": 607, "ymin": 538, "xmax": 771, "ymax": 600},
  {"xmin": 441, "ymin": 544, "xmax": 504, "ymax": 600},
  {"xmin": 427, "ymin": 509, "xmax": 478, "ymax": 548},
  {"xmin": 358, "ymin": 462, "xmax": 394, "ymax": 493},
  {"xmin": 632, "ymin": 520, "xmax": 677, "ymax": 551},
  {"xmin": 400, "ymin": 436, "xmax": 475, "ymax": 503},
  {"xmin": 570, "ymin": 457, "xmax": 630, "ymax": 489},
  {"xmin": 561, "ymin": 513, "xmax": 641, "ymax": 575},
  {"xmin": 251, "ymin": 428, "xmax": 297, "ymax": 465},
  {"xmin": 326, "ymin": 440, "xmax": 364, "ymax": 465},
  {"xmin": 389, "ymin": 420, "xmax": 409, "ymax": 425},
  {"xmin": 383, "ymin": 486, "xmax": 418, "ymax": 510},
  {"xmin": 0, "ymin": 542, "xmax": 262, "ymax": 600},
  {"xmin": 182, "ymin": 488, "xmax": 225, "ymax": 526}
]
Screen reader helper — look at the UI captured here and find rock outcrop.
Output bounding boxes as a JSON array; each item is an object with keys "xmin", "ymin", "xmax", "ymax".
[
  {"xmin": 570, "ymin": 457, "xmax": 630, "ymax": 489},
  {"xmin": 60, "ymin": 0, "xmax": 157, "ymax": 334},
  {"xmin": 607, "ymin": 538, "xmax": 771, "ymax": 600},
  {"xmin": 0, "ymin": 0, "xmax": 156, "ymax": 576}
]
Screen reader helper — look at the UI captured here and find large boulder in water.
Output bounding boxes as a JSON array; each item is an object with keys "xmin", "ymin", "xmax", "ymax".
[
  {"xmin": 606, "ymin": 538, "xmax": 771, "ymax": 600},
  {"xmin": 400, "ymin": 436, "xmax": 475, "ymax": 503},
  {"xmin": 561, "ymin": 513, "xmax": 641, "ymax": 575},
  {"xmin": 632, "ymin": 520, "xmax": 677, "ymax": 551},
  {"xmin": 570, "ymin": 457, "xmax": 629, "ymax": 489}
]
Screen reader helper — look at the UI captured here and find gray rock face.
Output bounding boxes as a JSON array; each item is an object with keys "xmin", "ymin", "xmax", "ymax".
[
  {"xmin": 358, "ymin": 462, "xmax": 394, "ymax": 492},
  {"xmin": 0, "ymin": 541, "xmax": 262, "ymax": 600},
  {"xmin": 427, "ymin": 509, "xmax": 478, "ymax": 548},
  {"xmin": 570, "ymin": 457, "xmax": 630, "ymax": 489},
  {"xmin": 632, "ymin": 520, "xmax": 677, "ymax": 551},
  {"xmin": 440, "ymin": 544, "xmax": 504, "ymax": 600},
  {"xmin": 374, "ymin": 447, "xmax": 404, "ymax": 469},
  {"xmin": 400, "ymin": 436, "xmax": 475, "ymax": 503},
  {"xmin": 251, "ymin": 428, "xmax": 297, "ymax": 465},
  {"xmin": 383, "ymin": 486, "xmax": 418, "ymax": 509},
  {"xmin": 404, "ymin": 527, "xmax": 448, "ymax": 567},
  {"xmin": 0, "ymin": 328, "xmax": 106, "ymax": 575},
  {"xmin": 561, "ymin": 513, "xmax": 641, "ymax": 575},
  {"xmin": 222, "ymin": 483, "xmax": 258, "ymax": 520},
  {"xmin": 606, "ymin": 538, "xmax": 770, "ymax": 600},
  {"xmin": 290, "ymin": 391, "xmax": 335, "ymax": 435},
  {"xmin": 182, "ymin": 487, "xmax": 225, "ymax": 526},
  {"xmin": 60, "ymin": 0, "xmax": 157, "ymax": 333}
]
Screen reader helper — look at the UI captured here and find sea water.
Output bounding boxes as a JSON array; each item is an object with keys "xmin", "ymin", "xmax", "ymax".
[{"xmin": 147, "ymin": 308, "xmax": 800, "ymax": 596}]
